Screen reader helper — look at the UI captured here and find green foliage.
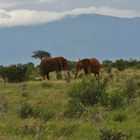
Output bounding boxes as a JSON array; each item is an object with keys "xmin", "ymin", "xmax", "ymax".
[
  {"xmin": 113, "ymin": 59, "xmax": 127, "ymax": 71},
  {"xmin": 54, "ymin": 123, "xmax": 79, "ymax": 137},
  {"xmin": 102, "ymin": 60, "xmax": 113, "ymax": 67},
  {"xmin": 0, "ymin": 68, "xmax": 140, "ymax": 140},
  {"xmin": 19, "ymin": 103, "xmax": 34, "ymax": 118},
  {"xmin": 0, "ymin": 92, "xmax": 7, "ymax": 117},
  {"xmin": 68, "ymin": 77, "xmax": 109, "ymax": 106},
  {"xmin": 41, "ymin": 82, "xmax": 53, "ymax": 88},
  {"xmin": 109, "ymin": 58, "xmax": 140, "ymax": 70},
  {"xmin": 108, "ymin": 93, "xmax": 124, "ymax": 109},
  {"xmin": 64, "ymin": 99, "xmax": 84, "ymax": 118},
  {"xmin": 123, "ymin": 78, "xmax": 138, "ymax": 105},
  {"xmin": 40, "ymin": 110, "xmax": 54, "ymax": 122},
  {"xmin": 0, "ymin": 64, "xmax": 32, "ymax": 82},
  {"xmin": 19, "ymin": 102, "xmax": 54, "ymax": 122},
  {"xmin": 114, "ymin": 113, "xmax": 127, "ymax": 122},
  {"xmin": 65, "ymin": 77, "xmax": 110, "ymax": 118},
  {"xmin": 17, "ymin": 123, "xmax": 43, "ymax": 136},
  {"xmin": 21, "ymin": 84, "xmax": 29, "ymax": 97},
  {"xmin": 32, "ymin": 50, "xmax": 51, "ymax": 60},
  {"xmin": 100, "ymin": 128, "xmax": 129, "ymax": 140},
  {"xmin": 68, "ymin": 61, "xmax": 77, "ymax": 71},
  {"xmin": 56, "ymin": 72, "xmax": 62, "ymax": 80}
]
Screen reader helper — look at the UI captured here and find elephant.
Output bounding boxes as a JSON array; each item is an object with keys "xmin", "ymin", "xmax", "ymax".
[
  {"xmin": 40, "ymin": 56, "xmax": 70, "ymax": 80},
  {"xmin": 75, "ymin": 58, "xmax": 101, "ymax": 82}
]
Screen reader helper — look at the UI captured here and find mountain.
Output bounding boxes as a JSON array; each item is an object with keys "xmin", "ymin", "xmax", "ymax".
[{"xmin": 0, "ymin": 14, "xmax": 140, "ymax": 65}]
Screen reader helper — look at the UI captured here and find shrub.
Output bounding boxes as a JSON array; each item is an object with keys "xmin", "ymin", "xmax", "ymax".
[
  {"xmin": 18, "ymin": 102, "xmax": 55, "ymax": 121},
  {"xmin": 114, "ymin": 113, "xmax": 127, "ymax": 122},
  {"xmin": 64, "ymin": 99, "xmax": 84, "ymax": 118},
  {"xmin": 21, "ymin": 84, "xmax": 29, "ymax": 97},
  {"xmin": 112, "ymin": 59, "xmax": 127, "ymax": 71},
  {"xmin": 41, "ymin": 82, "xmax": 52, "ymax": 88},
  {"xmin": 54, "ymin": 123, "xmax": 79, "ymax": 137},
  {"xmin": 0, "ymin": 64, "xmax": 30, "ymax": 82},
  {"xmin": 17, "ymin": 123, "xmax": 43, "ymax": 136},
  {"xmin": 68, "ymin": 77, "xmax": 109, "ymax": 106},
  {"xmin": 0, "ymin": 92, "xmax": 7, "ymax": 117},
  {"xmin": 123, "ymin": 79, "xmax": 138, "ymax": 105},
  {"xmin": 100, "ymin": 128, "xmax": 129, "ymax": 140},
  {"xmin": 40, "ymin": 110, "xmax": 54, "ymax": 122},
  {"xmin": 108, "ymin": 93, "xmax": 124, "ymax": 109},
  {"xmin": 19, "ymin": 103, "xmax": 34, "ymax": 118},
  {"xmin": 56, "ymin": 72, "xmax": 62, "ymax": 80}
]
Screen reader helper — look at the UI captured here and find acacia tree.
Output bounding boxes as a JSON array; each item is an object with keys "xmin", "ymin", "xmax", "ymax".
[{"xmin": 32, "ymin": 50, "xmax": 51, "ymax": 60}]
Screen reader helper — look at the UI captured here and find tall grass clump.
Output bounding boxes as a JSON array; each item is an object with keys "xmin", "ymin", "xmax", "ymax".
[
  {"xmin": 100, "ymin": 128, "xmax": 129, "ymax": 140},
  {"xmin": 18, "ymin": 102, "xmax": 55, "ymax": 121},
  {"xmin": 108, "ymin": 93, "xmax": 124, "ymax": 109},
  {"xmin": 16, "ymin": 123, "xmax": 44, "ymax": 137},
  {"xmin": 19, "ymin": 102, "xmax": 34, "ymax": 118},
  {"xmin": 123, "ymin": 78, "xmax": 139, "ymax": 105},
  {"xmin": 0, "ymin": 92, "xmax": 7, "ymax": 117}
]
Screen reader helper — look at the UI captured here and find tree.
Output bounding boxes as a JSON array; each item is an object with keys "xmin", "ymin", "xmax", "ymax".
[
  {"xmin": 102, "ymin": 60, "xmax": 112, "ymax": 67},
  {"xmin": 32, "ymin": 50, "xmax": 51, "ymax": 60},
  {"xmin": 112, "ymin": 59, "xmax": 127, "ymax": 71}
]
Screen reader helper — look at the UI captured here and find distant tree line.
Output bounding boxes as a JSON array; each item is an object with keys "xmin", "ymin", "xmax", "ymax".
[
  {"xmin": 102, "ymin": 58, "xmax": 140, "ymax": 71},
  {"xmin": 0, "ymin": 63, "xmax": 35, "ymax": 82},
  {"xmin": 0, "ymin": 57, "xmax": 140, "ymax": 83}
]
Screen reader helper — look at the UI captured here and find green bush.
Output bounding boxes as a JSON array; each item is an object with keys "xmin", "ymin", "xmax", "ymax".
[
  {"xmin": 64, "ymin": 99, "xmax": 84, "ymax": 118},
  {"xmin": 68, "ymin": 77, "xmax": 109, "ymax": 106},
  {"xmin": 0, "ymin": 92, "xmax": 7, "ymax": 117},
  {"xmin": 100, "ymin": 128, "xmax": 129, "ymax": 140},
  {"xmin": 54, "ymin": 123, "xmax": 79, "ymax": 137},
  {"xmin": 40, "ymin": 110, "xmax": 54, "ymax": 122},
  {"xmin": 108, "ymin": 93, "xmax": 124, "ymax": 109},
  {"xmin": 123, "ymin": 79, "xmax": 138, "ymax": 105},
  {"xmin": 18, "ymin": 102, "xmax": 55, "ymax": 121},
  {"xmin": 21, "ymin": 84, "xmax": 29, "ymax": 97},
  {"xmin": 41, "ymin": 82, "xmax": 52, "ymax": 88},
  {"xmin": 114, "ymin": 113, "xmax": 127, "ymax": 122},
  {"xmin": 56, "ymin": 72, "xmax": 62, "ymax": 80},
  {"xmin": 17, "ymin": 123, "xmax": 43, "ymax": 136},
  {"xmin": 19, "ymin": 103, "xmax": 34, "ymax": 118},
  {"xmin": 0, "ymin": 65, "xmax": 30, "ymax": 82},
  {"xmin": 112, "ymin": 59, "xmax": 127, "ymax": 71}
]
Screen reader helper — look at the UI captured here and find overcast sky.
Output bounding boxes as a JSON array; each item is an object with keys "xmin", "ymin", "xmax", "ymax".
[{"xmin": 0, "ymin": 0, "xmax": 140, "ymax": 27}]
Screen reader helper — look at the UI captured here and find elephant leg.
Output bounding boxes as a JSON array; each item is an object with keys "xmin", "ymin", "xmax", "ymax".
[
  {"xmin": 42, "ymin": 73, "xmax": 46, "ymax": 80},
  {"xmin": 84, "ymin": 68, "xmax": 91, "ymax": 76},
  {"xmin": 46, "ymin": 73, "xmax": 50, "ymax": 80},
  {"xmin": 43, "ymin": 74, "xmax": 46, "ymax": 80}
]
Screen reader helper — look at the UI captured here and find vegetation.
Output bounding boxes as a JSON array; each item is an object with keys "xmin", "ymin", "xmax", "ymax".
[
  {"xmin": 0, "ymin": 66, "xmax": 140, "ymax": 140},
  {"xmin": 31, "ymin": 50, "xmax": 51, "ymax": 60}
]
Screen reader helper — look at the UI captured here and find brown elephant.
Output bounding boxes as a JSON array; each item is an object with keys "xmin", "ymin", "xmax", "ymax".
[
  {"xmin": 40, "ymin": 56, "xmax": 70, "ymax": 80},
  {"xmin": 75, "ymin": 58, "xmax": 101, "ymax": 81}
]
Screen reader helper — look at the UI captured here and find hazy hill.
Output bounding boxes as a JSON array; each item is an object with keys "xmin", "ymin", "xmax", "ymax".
[{"xmin": 0, "ymin": 14, "xmax": 140, "ymax": 65}]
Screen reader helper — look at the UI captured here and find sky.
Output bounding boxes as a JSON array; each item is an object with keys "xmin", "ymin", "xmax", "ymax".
[{"xmin": 0, "ymin": 0, "xmax": 140, "ymax": 27}]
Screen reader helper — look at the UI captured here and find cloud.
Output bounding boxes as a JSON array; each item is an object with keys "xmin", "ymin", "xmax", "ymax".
[
  {"xmin": 0, "ymin": 7, "xmax": 140, "ymax": 28},
  {"xmin": 0, "ymin": 0, "xmax": 56, "ymax": 8}
]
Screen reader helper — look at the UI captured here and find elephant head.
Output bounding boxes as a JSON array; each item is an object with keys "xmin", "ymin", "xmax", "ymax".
[{"xmin": 75, "ymin": 59, "xmax": 90, "ymax": 78}]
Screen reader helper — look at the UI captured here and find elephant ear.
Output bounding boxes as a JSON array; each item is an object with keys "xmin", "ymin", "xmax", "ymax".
[{"xmin": 82, "ymin": 59, "xmax": 90, "ymax": 68}]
